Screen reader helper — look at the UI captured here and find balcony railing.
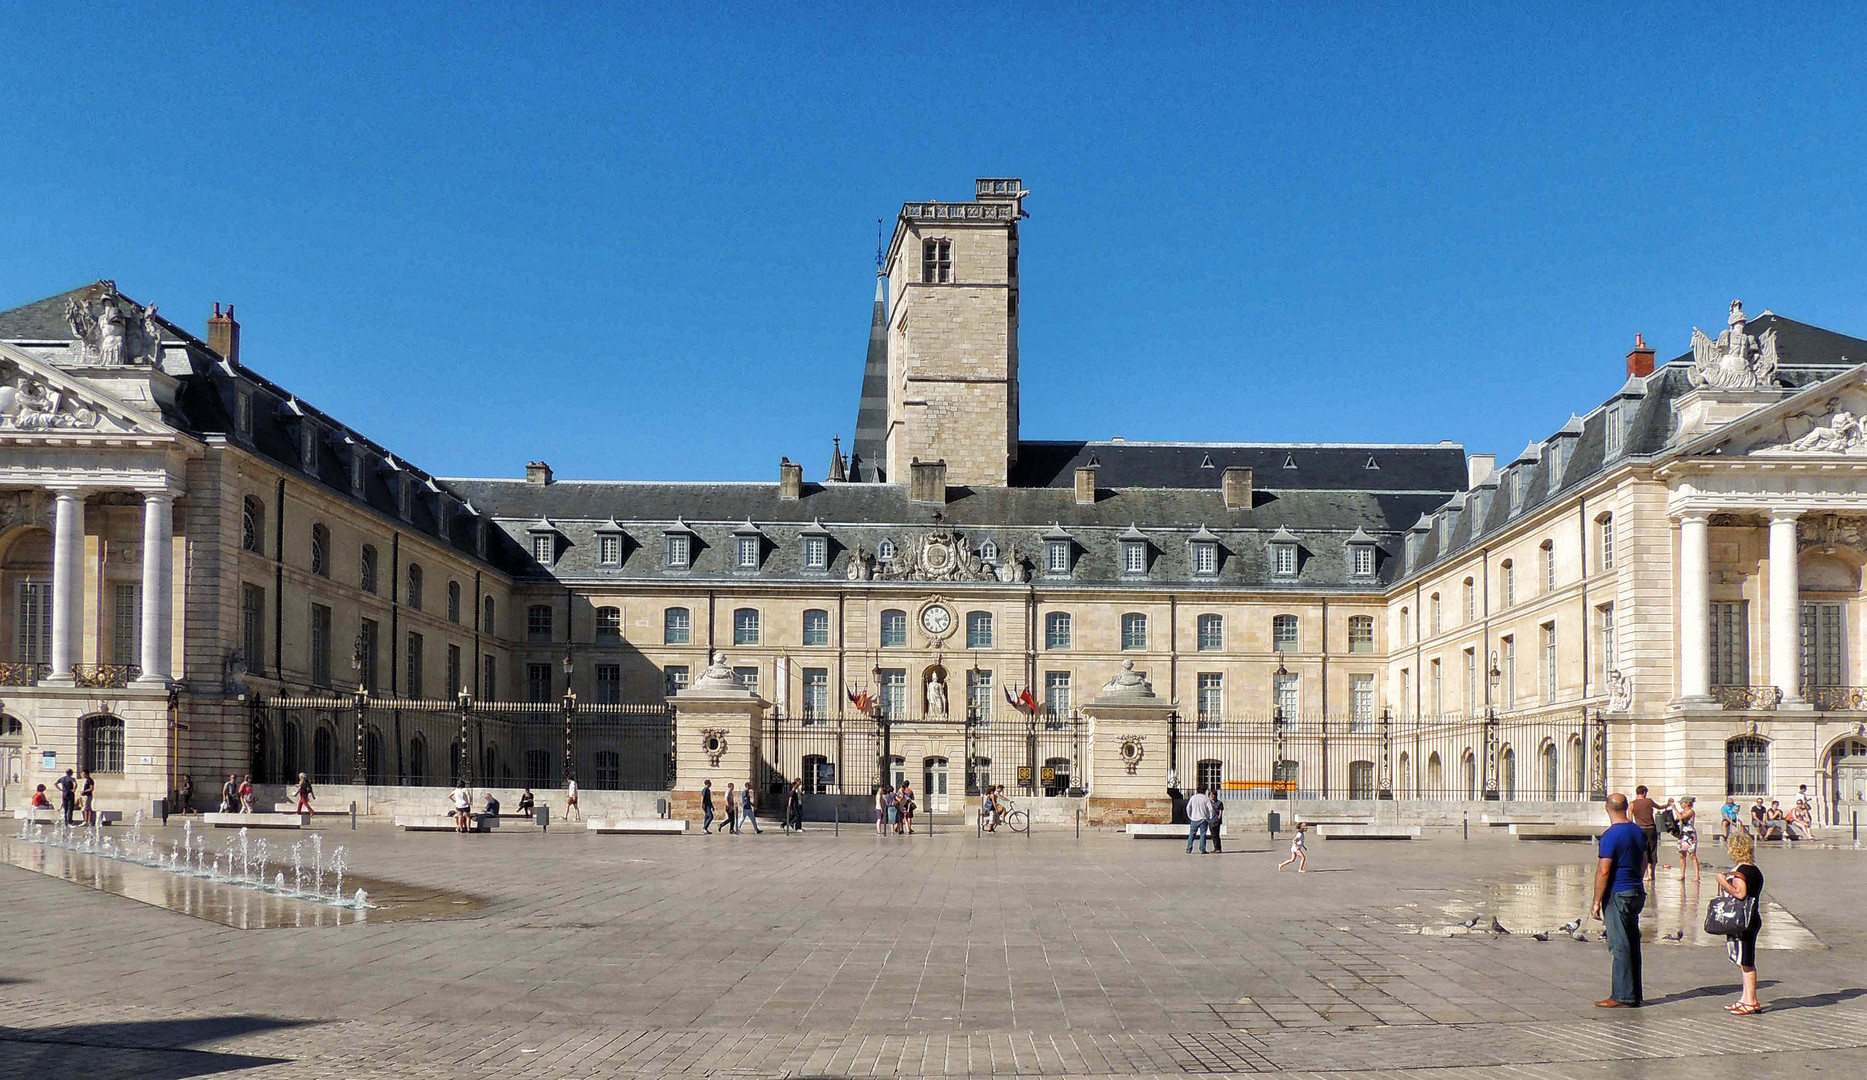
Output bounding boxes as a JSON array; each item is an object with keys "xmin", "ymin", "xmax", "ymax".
[
  {"xmin": 1804, "ymin": 685, "xmax": 1867, "ymax": 711},
  {"xmin": 74, "ymin": 664, "xmax": 141, "ymax": 689},
  {"xmin": 1713, "ymin": 685, "xmax": 1782, "ymax": 711},
  {"xmin": 0, "ymin": 662, "xmax": 47, "ymax": 686}
]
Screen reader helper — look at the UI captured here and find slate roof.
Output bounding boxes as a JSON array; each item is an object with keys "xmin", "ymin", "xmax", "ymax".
[
  {"xmin": 1010, "ymin": 440, "xmax": 1468, "ymax": 492},
  {"xmin": 1394, "ymin": 311, "xmax": 1867, "ymax": 581},
  {"xmin": 849, "ymin": 276, "xmax": 889, "ymax": 482},
  {"xmin": 0, "ymin": 282, "xmax": 195, "ymax": 343}
]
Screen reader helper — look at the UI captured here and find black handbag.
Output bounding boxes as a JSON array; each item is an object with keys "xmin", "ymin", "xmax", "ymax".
[{"xmin": 1704, "ymin": 893, "xmax": 1758, "ymax": 936}]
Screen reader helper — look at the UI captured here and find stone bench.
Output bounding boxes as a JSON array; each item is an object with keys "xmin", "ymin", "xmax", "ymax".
[
  {"xmin": 586, "ymin": 819, "xmax": 688, "ymax": 835},
  {"xmin": 396, "ymin": 814, "xmax": 490, "ymax": 832},
  {"xmin": 1481, "ymin": 814, "xmax": 1555, "ymax": 827},
  {"xmin": 270, "ymin": 802, "xmax": 349, "ymax": 816},
  {"xmin": 1315, "ymin": 824, "xmax": 1419, "ymax": 840},
  {"xmin": 11, "ymin": 808, "xmax": 125, "ymax": 825},
  {"xmin": 1511, "ymin": 823, "xmax": 1600, "ymax": 841},
  {"xmin": 202, "ymin": 812, "xmax": 306, "ymax": 829},
  {"xmin": 1126, "ymin": 823, "xmax": 1228, "ymax": 839}
]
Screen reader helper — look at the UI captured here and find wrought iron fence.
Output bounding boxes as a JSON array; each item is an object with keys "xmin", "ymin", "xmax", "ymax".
[
  {"xmin": 252, "ymin": 696, "xmax": 673, "ymax": 790},
  {"xmin": 1170, "ymin": 710, "xmax": 1605, "ymax": 802},
  {"xmin": 1714, "ymin": 686, "xmax": 1782, "ymax": 711},
  {"xmin": 761, "ymin": 713, "xmax": 884, "ymax": 797},
  {"xmin": 965, "ymin": 711, "xmax": 1087, "ymax": 798},
  {"xmin": 1803, "ymin": 685, "xmax": 1867, "ymax": 711},
  {"xmin": 0, "ymin": 662, "xmax": 47, "ymax": 687}
]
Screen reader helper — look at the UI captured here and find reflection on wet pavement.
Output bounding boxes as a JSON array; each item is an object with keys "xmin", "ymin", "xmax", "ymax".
[
  {"xmin": 0, "ymin": 839, "xmax": 486, "ymax": 929},
  {"xmin": 1418, "ymin": 860, "xmax": 1820, "ymax": 950}
]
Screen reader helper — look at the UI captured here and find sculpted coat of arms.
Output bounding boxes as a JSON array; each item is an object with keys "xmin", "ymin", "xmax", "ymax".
[{"xmin": 1687, "ymin": 300, "xmax": 1778, "ymax": 390}]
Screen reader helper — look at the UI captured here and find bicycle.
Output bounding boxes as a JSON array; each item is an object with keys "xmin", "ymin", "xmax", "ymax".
[{"xmin": 1002, "ymin": 808, "xmax": 1029, "ymax": 834}]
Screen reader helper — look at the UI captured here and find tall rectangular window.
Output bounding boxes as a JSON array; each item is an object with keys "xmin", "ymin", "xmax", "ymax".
[
  {"xmin": 1044, "ymin": 671, "xmax": 1072, "ymax": 717},
  {"xmin": 526, "ymin": 662, "xmax": 551, "ymax": 703},
  {"xmin": 967, "ymin": 610, "xmax": 993, "ymax": 649},
  {"xmin": 446, "ymin": 643, "xmax": 462, "ymax": 696},
  {"xmin": 310, "ymin": 603, "xmax": 332, "ymax": 687},
  {"xmin": 733, "ymin": 666, "xmax": 760, "ymax": 697},
  {"xmin": 1430, "ymin": 593, "xmax": 1441, "ymax": 634},
  {"xmin": 1399, "ymin": 668, "xmax": 1411, "ymax": 717},
  {"xmin": 1193, "ymin": 542, "xmax": 1218, "ymax": 576},
  {"xmin": 1121, "ymin": 613, "xmax": 1147, "ymax": 650},
  {"xmin": 531, "ymin": 533, "xmax": 554, "ymax": 564},
  {"xmin": 802, "ymin": 668, "xmax": 830, "ymax": 717},
  {"xmin": 967, "ymin": 669, "xmax": 993, "ymax": 717},
  {"xmin": 1541, "ymin": 622, "xmax": 1558, "ymax": 703},
  {"xmin": 1351, "ymin": 674, "xmax": 1375, "ymax": 725},
  {"xmin": 1501, "ymin": 635, "xmax": 1516, "ymax": 704},
  {"xmin": 482, "ymin": 654, "xmax": 497, "ymax": 700},
  {"xmin": 1197, "ymin": 672, "xmax": 1223, "ymax": 719},
  {"xmin": 1044, "ymin": 612, "xmax": 1071, "ymax": 649},
  {"xmin": 527, "ymin": 604, "xmax": 553, "ymax": 643},
  {"xmin": 1046, "ymin": 541, "xmax": 1070, "ymax": 575},
  {"xmin": 591, "ymin": 664, "xmax": 621, "ymax": 703},
  {"xmin": 1596, "ymin": 603, "xmax": 1616, "ymax": 689},
  {"xmin": 735, "ymin": 535, "xmax": 759, "ymax": 569},
  {"xmin": 1802, "ymin": 602, "xmax": 1844, "ymax": 688},
  {"xmin": 880, "ymin": 609, "xmax": 907, "ymax": 648},
  {"xmin": 802, "ymin": 609, "xmax": 831, "ymax": 647},
  {"xmin": 406, "ymin": 631, "xmax": 424, "ymax": 699},
  {"xmin": 15, "ymin": 581, "xmax": 51, "ymax": 664},
  {"xmin": 359, "ymin": 618, "xmax": 379, "ymax": 693},
  {"xmin": 1429, "ymin": 659, "xmax": 1442, "ymax": 714},
  {"xmin": 1352, "ymin": 545, "xmax": 1374, "ymax": 577},
  {"xmin": 112, "ymin": 583, "xmax": 140, "ymax": 666},
  {"xmin": 664, "ymin": 607, "xmax": 691, "ymax": 644},
  {"xmin": 595, "ymin": 606, "xmax": 622, "ymax": 643},
  {"xmin": 1197, "ymin": 614, "xmax": 1223, "ymax": 651},
  {"xmin": 733, "ymin": 608, "xmax": 760, "ymax": 646},
  {"xmin": 1598, "ymin": 515, "xmax": 1614, "ymax": 571},
  {"xmin": 1122, "ymin": 542, "xmax": 1146, "ymax": 575},
  {"xmin": 599, "ymin": 534, "xmax": 621, "ymax": 566},
  {"xmin": 1347, "ymin": 615, "xmax": 1373, "ymax": 653},
  {"xmin": 921, "ymin": 237, "xmax": 952, "ymax": 283},
  {"xmin": 1272, "ymin": 614, "xmax": 1298, "ymax": 652},
  {"xmin": 1540, "ymin": 540, "xmax": 1556, "ymax": 592},
  {"xmin": 1711, "ymin": 601, "xmax": 1749, "ymax": 687},
  {"xmin": 1274, "ymin": 671, "xmax": 1300, "ymax": 715},
  {"xmin": 1463, "ymin": 648, "xmax": 1477, "ymax": 715},
  {"xmin": 879, "ymin": 669, "xmax": 907, "ymax": 719},
  {"xmin": 1273, "ymin": 544, "xmax": 1297, "ymax": 576},
  {"xmin": 1501, "ymin": 561, "xmax": 1515, "ymax": 607},
  {"xmin": 241, "ymin": 583, "xmax": 265, "ymax": 676}
]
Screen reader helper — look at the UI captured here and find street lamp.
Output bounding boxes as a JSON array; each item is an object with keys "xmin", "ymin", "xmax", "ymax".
[
  {"xmin": 455, "ymin": 682, "xmax": 474, "ymax": 788},
  {"xmin": 1483, "ymin": 651, "xmax": 1502, "ymax": 801},
  {"xmin": 562, "ymin": 649, "xmax": 577, "ymax": 784},
  {"xmin": 350, "ymin": 635, "xmax": 369, "ymax": 784},
  {"xmin": 1272, "ymin": 658, "xmax": 1290, "ymax": 799}
]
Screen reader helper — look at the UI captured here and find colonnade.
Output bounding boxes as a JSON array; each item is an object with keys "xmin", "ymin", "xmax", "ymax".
[
  {"xmin": 33, "ymin": 484, "xmax": 177, "ymax": 687},
  {"xmin": 1676, "ymin": 509, "xmax": 1803, "ymax": 705}
]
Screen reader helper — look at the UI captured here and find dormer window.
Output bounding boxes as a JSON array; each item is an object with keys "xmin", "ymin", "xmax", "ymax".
[
  {"xmin": 397, "ymin": 477, "xmax": 413, "ymax": 521},
  {"xmin": 1041, "ymin": 526, "xmax": 1074, "ymax": 577},
  {"xmin": 803, "ymin": 535, "xmax": 828, "ymax": 570},
  {"xmin": 665, "ymin": 534, "xmax": 690, "ymax": 568},
  {"xmin": 1190, "ymin": 526, "xmax": 1221, "ymax": 576},
  {"xmin": 235, "ymin": 391, "xmax": 252, "ymax": 440},
  {"xmin": 531, "ymin": 533, "xmax": 554, "ymax": 564},
  {"xmin": 300, "ymin": 424, "xmax": 318, "ymax": 473},
  {"xmin": 877, "ymin": 539, "xmax": 897, "ymax": 562},
  {"xmin": 1510, "ymin": 470, "xmax": 1526, "ymax": 512},
  {"xmin": 1117, "ymin": 525, "xmax": 1150, "ymax": 577},
  {"xmin": 979, "ymin": 540, "xmax": 999, "ymax": 562},
  {"xmin": 1605, "ymin": 404, "xmax": 1624, "ymax": 456},
  {"xmin": 1268, "ymin": 527, "xmax": 1300, "ymax": 577},
  {"xmin": 733, "ymin": 523, "xmax": 764, "ymax": 571},
  {"xmin": 1347, "ymin": 527, "xmax": 1377, "ymax": 579},
  {"xmin": 349, "ymin": 452, "xmax": 367, "ymax": 496},
  {"xmin": 599, "ymin": 534, "xmax": 621, "ymax": 566}
]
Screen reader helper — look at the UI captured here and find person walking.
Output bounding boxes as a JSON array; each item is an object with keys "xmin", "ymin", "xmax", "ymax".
[
  {"xmin": 875, "ymin": 785, "xmax": 888, "ymax": 836},
  {"xmin": 54, "ymin": 769, "xmax": 77, "ymax": 825},
  {"xmin": 724, "ymin": 782, "xmax": 739, "ymax": 834},
  {"xmin": 1277, "ymin": 822, "xmax": 1309, "ymax": 872},
  {"xmin": 565, "ymin": 777, "xmax": 581, "ymax": 822},
  {"xmin": 219, "ymin": 773, "xmax": 238, "ymax": 814},
  {"xmin": 1207, "ymin": 789, "xmax": 1225, "ymax": 853},
  {"xmin": 79, "ymin": 771, "xmax": 96, "ymax": 826},
  {"xmin": 293, "ymin": 773, "xmax": 314, "ymax": 815},
  {"xmin": 179, "ymin": 774, "xmax": 195, "ymax": 814},
  {"xmin": 740, "ymin": 783, "xmax": 761, "ymax": 834},
  {"xmin": 885, "ymin": 785, "xmax": 901, "ymax": 835},
  {"xmin": 899, "ymin": 781, "xmax": 916, "ymax": 834},
  {"xmin": 1592, "ymin": 792, "xmax": 1648, "ymax": 1008},
  {"xmin": 1674, "ymin": 796, "xmax": 1701, "ymax": 882},
  {"xmin": 1629, "ymin": 785, "xmax": 1660, "ymax": 883},
  {"xmin": 239, "ymin": 774, "xmax": 255, "ymax": 814},
  {"xmin": 1717, "ymin": 831, "xmax": 1766, "ymax": 1015},
  {"xmin": 701, "ymin": 779, "xmax": 716, "ymax": 834},
  {"xmin": 785, "ymin": 779, "xmax": 804, "ymax": 833},
  {"xmin": 1184, "ymin": 787, "xmax": 1212, "ymax": 854}
]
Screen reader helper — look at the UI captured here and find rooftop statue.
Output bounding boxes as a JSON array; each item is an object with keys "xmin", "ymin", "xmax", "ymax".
[
  {"xmin": 63, "ymin": 281, "xmax": 163, "ymax": 368},
  {"xmin": 1688, "ymin": 300, "xmax": 1778, "ymax": 390}
]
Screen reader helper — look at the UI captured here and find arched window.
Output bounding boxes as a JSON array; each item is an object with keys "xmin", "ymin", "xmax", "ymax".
[
  {"xmin": 242, "ymin": 496, "xmax": 264, "ymax": 553},
  {"xmin": 1570, "ymin": 735, "xmax": 1586, "ymax": 796},
  {"xmin": 1426, "ymin": 752, "xmax": 1444, "ymax": 795},
  {"xmin": 1727, "ymin": 736, "xmax": 1769, "ymax": 796},
  {"xmin": 979, "ymin": 540, "xmax": 998, "ymax": 562},
  {"xmin": 281, "ymin": 721, "xmax": 301, "ymax": 783},
  {"xmin": 877, "ymin": 539, "xmax": 897, "ymax": 562},
  {"xmin": 1044, "ymin": 612, "xmax": 1072, "ymax": 650},
  {"xmin": 1272, "ymin": 614, "xmax": 1298, "ymax": 652},
  {"xmin": 1597, "ymin": 513, "xmax": 1615, "ymax": 571},
  {"xmin": 1396, "ymin": 751, "xmax": 1412, "ymax": 797},
  {"xmin": 447, "ymin": 581, "xmax": 461, "ymax": 624},
  {"xmin": 406, "ymin": 563, "xmax": 424, "ymax": 610},
  {"xmin": 310, "ymin": 523, "xmax": 330, "ymax": 577},
  {"xmin": 802, "ymin": 609, "xmax": 831, "ymax": 647},
  {"xmin": 1120, "ymin": 613, "xmax": 1147, "ymax": 650},
  {"xmin": 1540, "ymin": 741, "xmax": 1559, "ymax": 799},
  {"xmin": 360, "ymin": 544, "xmax": 378, "ymax": 593},
  {"xmin": 1499, "ymin": 746, "xmax": 1516, "ymax": 800},
  {"xmin": 364, "ymin": 728, "xmax": 387, "ymax": 785},
  {"xmin": 481, "ymin": 595, "xmax": 495, "ymax": 635},
  {"xmin": 595, "ymin": 606, "xmax": 622, "ymax": 643},
  {"xmin": 409, "ymin": 736, "xmax": 429, "ymax": 785},
  {"xmin": 81, "ymin": 715, "xmax": 124, "ymax": 774},
  {"xmin": 1461, "ymin": 750, "xmax": 1477, "ymax": 800},
  {"xmin": 0, "ymin": 716, "xmax": 22, "ymax": 743},
  {"xmin": 314, "ymin": 725, "xmax": 337, "ymax": 785},
  {"xmin": 1348, "ymin": 760, "xmax": 1376, "ymax": 800}
]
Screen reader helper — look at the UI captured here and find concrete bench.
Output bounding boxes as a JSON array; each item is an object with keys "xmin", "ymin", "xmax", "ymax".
[
  {"xmin": 1511, "ymin": 823, "xmax": 1600, "ymax": 841},
  {"xmin": 1315, "ymin": 824, "xmax": 1419, "ymax": 840},
  {"xmin": 1126, "ymin": 823, "xmax": 1228, "ymax": 839},
  {"xmin": 12, "ymin": 808, "xmax": 125, "ymax": 825},
  {"xmin": 270, "ymin": 802, "xmax": 349, "ymax": 816},
  {"xmin": 1481, "ymin": 814, "xmax": 1556, "ymax": 827},
  {"xmin": 396, "ymin": 814, "xmax": 490, "ymax": 832},
  {"xmin": 202, "ymin": 812, "xmax": 306, "ymax": 829},
  {"xmin": 587, "ymin": 819, "xmax": 687, "ymax": 835}
]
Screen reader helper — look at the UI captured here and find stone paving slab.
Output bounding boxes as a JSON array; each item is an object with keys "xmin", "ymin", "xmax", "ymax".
[{"xmin": 0, "ymin": 825, "xmax": 1862, "ymax": 1078}]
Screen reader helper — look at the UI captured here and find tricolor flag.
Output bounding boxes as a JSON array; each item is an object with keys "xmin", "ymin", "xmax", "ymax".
[{"xmin": 847, "ymin": 687, "xmax": 875, "ymax": 714}]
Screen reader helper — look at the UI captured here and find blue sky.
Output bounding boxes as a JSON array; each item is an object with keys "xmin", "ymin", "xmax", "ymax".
[{"xmin": 4, "ymin": 2, "xmax": 1866, "ymax": 483}]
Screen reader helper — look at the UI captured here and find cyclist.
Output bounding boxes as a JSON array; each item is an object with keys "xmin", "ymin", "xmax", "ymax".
[
  {"xmin": 995, "ymin": 786, "xmax": 1018, "ymax": 831},
  {"xmin": 981, "ymin": 787, "xmax": 997, "ymax": 832}
]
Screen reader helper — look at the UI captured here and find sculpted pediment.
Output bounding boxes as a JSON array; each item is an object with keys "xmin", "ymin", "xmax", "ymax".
[
  {"xmin": 1683, "ymin": 365, "xmax": 1867, "ymax": 461},
  {"xmin": 0, "ymin": 343, "xmax": 177, "ymax": 439}
]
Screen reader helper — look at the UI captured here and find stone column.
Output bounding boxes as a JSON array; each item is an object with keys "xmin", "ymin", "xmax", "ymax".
[
  {"xmin": 1677, "ymin": 512, "xmax": 1713, "ymax": 704},
  {"xmin": 133, "ymin": 492, "xmax": 176, "ymax": 686},
  {"xmin": 1769, "ymin": 510, "xmax": 1805, "ymax": 707},
  {"xmin": 44, "ymin": 488, "xmax": 85, "ymax": 685},
  {"xmin": 668, "ymin": 653, "xmax": 767, "ymax": 825},
  {"xmin": 1082, "ymin": 660, "xmax": 1177, "ymax": 825}
]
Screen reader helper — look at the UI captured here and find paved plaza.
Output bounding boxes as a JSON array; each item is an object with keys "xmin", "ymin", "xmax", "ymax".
[{"xmin": 1, "ymin": 820, "xmax": 1865, "ymax": 1080}]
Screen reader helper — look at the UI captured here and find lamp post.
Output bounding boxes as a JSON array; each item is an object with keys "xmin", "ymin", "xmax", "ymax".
[
  {"xmin": 455, "ymin": 682, "xmax": 474, "ymax": 788},
  {"xmin": 1272, "ymin": 659, "xmax": 1289, "ymax": 799},
  {"xmin": 350, "ymin": 636, "xmax": 368, "ymax": 784},
  {"xmin": 1484, "ymin": 652, "xmax": 1502, "ymax": 801},
  {"xmin": 561, "ymin": 650, "xmax": 577, "ymax": 785}
]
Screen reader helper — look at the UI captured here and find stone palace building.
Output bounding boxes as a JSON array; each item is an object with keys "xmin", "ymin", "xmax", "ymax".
[{"xmin": 3, "ymin": 177, "xmax": 1866, "ymax": 824}]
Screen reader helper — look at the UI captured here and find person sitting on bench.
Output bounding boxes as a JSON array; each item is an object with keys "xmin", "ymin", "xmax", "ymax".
[
  {"xmin": 29, "ymin": 784, "xmax": 50, "ymax": 809},
  {"xmin": 517, "ymin": 789, "xmax": 535, "ymax": 815},
  {"xmin": 483, "ymin": 793, "xmax": 501, "ymax": 817}
]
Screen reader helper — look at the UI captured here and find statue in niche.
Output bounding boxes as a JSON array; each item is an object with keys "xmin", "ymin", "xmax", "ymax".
[
  {"xmin": 1688, "ymin": 299, "xmax": 1779, "ymax": 390},
  {"xmin": 925, "ymin": 669, "xmax": 948, "ymax": 718}
]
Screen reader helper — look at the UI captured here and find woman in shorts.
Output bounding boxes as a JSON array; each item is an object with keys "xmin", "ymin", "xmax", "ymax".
[
  {"xmin": 1717, "ymin": 832, "xmax": 1765, "ymax": 1014},
  {"xmin": 1674, "ymin": 795, "xmax": 1700, "ymax": 882}
]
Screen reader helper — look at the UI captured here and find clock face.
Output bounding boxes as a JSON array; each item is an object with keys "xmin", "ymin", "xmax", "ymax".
[{"xmin": 920, "ymin": 605, "xmax": 953, "ymax": 635}]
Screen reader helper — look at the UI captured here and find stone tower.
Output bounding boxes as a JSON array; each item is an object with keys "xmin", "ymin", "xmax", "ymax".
[{"xmin": 879, "ymin": 178, "xmax": 1025, "ymax": 488}]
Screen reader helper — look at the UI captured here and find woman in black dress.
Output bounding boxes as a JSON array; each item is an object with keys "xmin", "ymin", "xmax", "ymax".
[{"xmin": 1717, "ymin": 831, "xmax": 1765, "ymax": 1014}]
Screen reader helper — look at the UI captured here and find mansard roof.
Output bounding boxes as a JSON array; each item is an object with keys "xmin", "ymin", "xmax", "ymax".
[{"xmin": 1010, "ymin": 440, "xmax": 1467, "ymax": 492}]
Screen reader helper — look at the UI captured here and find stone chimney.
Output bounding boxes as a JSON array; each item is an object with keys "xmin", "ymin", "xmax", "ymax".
[
  {"xmin": 1221, "ymin": 466, "xmax": 1253, "ymax": 510},
  {"xmin": 1467, "ymin": 453, "xmax": 1496, "ymax": 489},
  {"xmin": 525, "ymin": 460, "xmax": 553, "ymax": 485},
  {"xmin": 778, "ymin": 457, "xmax": 803, "ymax": 500},
  {"xmin": 207, "ymin": 303, "xmax": 240, "ymax": 363},
  {"xmin": 1073, "ymin": 466, "xmax": 1097, "ymax": 506},
  {"xmin": 1626, "ymin": 333, "xmax": 1655, "ymax": 378},
  {"xmin": 908, "ymin": 458, "xmax": 947, "ymax": 504}
]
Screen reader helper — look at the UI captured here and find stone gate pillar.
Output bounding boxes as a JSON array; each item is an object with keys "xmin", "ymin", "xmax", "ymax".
[
  {"xmin": 1083, "ymin": 660, "xmax": 1177, "ymax": 826},
  {"xmin": 669, "ymin": 652, "xmax": 767, "ymax": 824}
]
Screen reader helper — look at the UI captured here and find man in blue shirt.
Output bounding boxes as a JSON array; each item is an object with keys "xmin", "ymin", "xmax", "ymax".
[{"xmin": 1592, "ymin": 792, "xmax": 1648, "ymax": 1007}]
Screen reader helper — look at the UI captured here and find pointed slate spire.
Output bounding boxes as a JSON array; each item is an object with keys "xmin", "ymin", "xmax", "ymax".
[
  {"xmin": 828, "ymin": 435, "xmax": 847, "ymax": 482},
  {"xmin": 850, "ymin": 273, "xmax": 890, "ymax": 482}
]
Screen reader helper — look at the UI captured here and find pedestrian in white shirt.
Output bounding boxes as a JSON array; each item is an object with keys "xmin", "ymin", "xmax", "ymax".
[
  {"xmin": 1185, "ymin": 789, "xmax": 1213, "ymax": 854},
  {"xmin": 565, "ymin": 777, "xmax": 580, "ymax": 821}
]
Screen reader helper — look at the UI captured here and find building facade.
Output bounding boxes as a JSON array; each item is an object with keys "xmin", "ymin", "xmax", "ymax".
[{"xmin": 3, "ymin": 181, "xmax": 1865, "ymax": 821}]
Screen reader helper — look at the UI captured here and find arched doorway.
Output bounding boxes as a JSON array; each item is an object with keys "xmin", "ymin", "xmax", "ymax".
[
  {"xmin": 1, "ymin": 715, "xmax": 23, "ymax": 808},
  {"xmin": 1539, "ymin": 741, "xmax": 1558, "ymax": 799},
  {"xmin": 1348, "ymin": 760, "xmax": 1375, "ymax": 800},
  {"xmin": 313, "ymin": 725, "xmax": 337, "ymax": 785},
  {"xmin": 1499, "ymin": 746, "xmax": 1517, "ymax": 800},
  {"xmin": 1829, "ymin": 738, "xmax": 1867, "ymax": 821},
  {"xmin": 923, "ymin": 756, "xmax": 949, "ymax": 813}
]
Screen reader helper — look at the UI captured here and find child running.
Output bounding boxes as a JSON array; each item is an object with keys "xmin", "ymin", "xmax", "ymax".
[{"xmin": 1277, "ymin": 822, "xmax": 1309, "ymax": 872}]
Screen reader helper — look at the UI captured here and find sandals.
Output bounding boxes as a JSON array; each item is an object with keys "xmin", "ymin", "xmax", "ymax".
[{"xmin": 1726, "ymin": 1001, "xmax": 1764, "ymax": 1015}]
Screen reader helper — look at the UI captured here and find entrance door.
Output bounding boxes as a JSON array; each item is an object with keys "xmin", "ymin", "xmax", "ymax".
[
  {"xmin": 923, "ymin": 757, "xmax": 949, "ymax": 813},
  {"xmin": 1833, "ymin": 739, "xmax": 1867, "ymax": 822}
]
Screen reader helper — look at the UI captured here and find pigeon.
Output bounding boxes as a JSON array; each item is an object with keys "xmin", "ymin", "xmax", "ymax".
[
  {"xmin": 1531, "ymin": 932, "xmax": 1551, "ymax": 942},
  {"xmin": 1661, "ymin": 929, "xmax": 1684, "ymax": 942},
  {"xmin": 1557, "ymin": 918, "xmax": 1583, "ymax": 935},
  {"xmin": 1489, "ymin": 917, "xmax": 1510, "ymax": 935},
  {"xmin": 1461, "ymin": 916, "xmax": 1482, "ymax": 929},
  {"xmin": 1569, "ymin": 928, "xmax": 1589, "ymax": 942}
]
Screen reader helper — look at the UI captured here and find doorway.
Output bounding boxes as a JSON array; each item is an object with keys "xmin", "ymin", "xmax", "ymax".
[{"xmin": 923, "ymin": 757, "xmax": 949, "ymax": 813}]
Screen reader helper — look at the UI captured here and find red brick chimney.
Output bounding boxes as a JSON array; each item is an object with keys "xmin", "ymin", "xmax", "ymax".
[
  {"xmin": 1626, "ymin": 333, "xmax": 1654, "ymax": 378},
  {"xmin": 207, "ymin": 302, "xmax": 240, "ymax": 364}
]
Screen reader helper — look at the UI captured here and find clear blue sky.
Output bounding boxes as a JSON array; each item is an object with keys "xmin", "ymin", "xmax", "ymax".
[{"xmin": 5, "ymin": 2, "xmax": 1865, "ymax": 483}]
